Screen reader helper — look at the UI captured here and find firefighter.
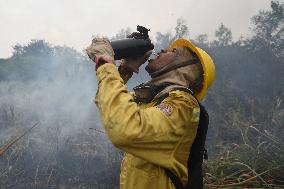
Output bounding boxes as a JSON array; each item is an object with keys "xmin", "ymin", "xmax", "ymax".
[{"xmin": 86, "ymin": 38, "xmax": 215, "ymax": 189}]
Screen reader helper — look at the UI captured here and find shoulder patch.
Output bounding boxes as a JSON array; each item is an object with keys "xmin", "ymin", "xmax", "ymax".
[
  {"xmin": 191, "ymin": 107, "xmax": 200, "ymax": 123},
  {"xmin": 156, "ymin": 103, "xmax": 173, "ymax": 116}
]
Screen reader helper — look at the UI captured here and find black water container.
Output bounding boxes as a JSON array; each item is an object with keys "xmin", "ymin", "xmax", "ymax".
[
  {"xmin": 110, "ymin": 26, "xmax": 154, "ymax": 60},
  {"xmin": 111, "ymin": 38, "xmax": 154, "ymax": 60}
]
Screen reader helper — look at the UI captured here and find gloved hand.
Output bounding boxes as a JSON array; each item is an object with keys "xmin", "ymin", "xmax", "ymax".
[
  {"xmin": 120, "ymin": 50, "xmax": 152, "ymax": 73},
  {"xmin": 86, "ymin": 38, "xmax": 115, "ymax": 70}
]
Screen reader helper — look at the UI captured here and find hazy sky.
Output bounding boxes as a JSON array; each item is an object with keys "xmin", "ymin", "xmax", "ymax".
[{"xmin": 0, "ymin": 0, "xmax": 272, "ymax": 58}]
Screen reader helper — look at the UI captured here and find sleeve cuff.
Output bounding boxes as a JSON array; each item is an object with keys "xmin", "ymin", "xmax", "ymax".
[{"xmin": 96, "ymin": 63, "xmax": 124, "ymax": 83}]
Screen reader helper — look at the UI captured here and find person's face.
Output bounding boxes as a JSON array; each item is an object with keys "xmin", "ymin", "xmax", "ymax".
[{"xmin": 145, "ymin": 48, "xmax": 177, "ymax": 73}]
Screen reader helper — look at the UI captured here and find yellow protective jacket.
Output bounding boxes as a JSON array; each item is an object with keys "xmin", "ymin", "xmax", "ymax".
[{"xmin": 95, "ymin": 63, "xmax": 200, "ymax": 189}]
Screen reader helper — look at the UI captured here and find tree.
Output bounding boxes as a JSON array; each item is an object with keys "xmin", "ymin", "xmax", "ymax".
[
  {"xmin": 154, "ymin": 32, "xmax": 173, "ymax": 51},
  {"xmin": 23, "ymin": 39, "xmax": 53, "ymax": 57},
  {"xmin": 111, "ymin": 27, "xmax": 132, "ymax": 40},
  {"xmin": 155, "ymin": 17, "xmax": 190, "ymax": 51},
  {"xmin": 174, "ymin": 17, "xmax": 189, "ymax": 39},
  {"xmin": 213, "ymin": 23, "xmax": 232, "ymax": 46},
  {"xmin": 12, "ymin": 44, "xmax": 24, "ymax": 56},
  {"xmin": 250, "ymin": 0, "xmax": 284, "ymax": 58},
  {"xmin": 195, "ymin": 34, "xmax": 209, "ymax": 46}
]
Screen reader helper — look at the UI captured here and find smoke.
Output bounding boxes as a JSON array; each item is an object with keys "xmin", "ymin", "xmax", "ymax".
[
  {"xmin": 0, "ymin": 58, "xmax": 97, "ymax": 135},
  {"xmin": 0, "ymin": 43, "xmax": 121, "ymax": 188}
]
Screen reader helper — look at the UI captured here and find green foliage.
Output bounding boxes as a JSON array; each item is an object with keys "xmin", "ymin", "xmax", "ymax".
[
  {"xmin": 250, "ymin": 1, "xmax": 284, "ymax": 58},
  {"xmin": 155, "ymin": 32, "xmax": 173, "ymax": 51},
  {"xmin": 174, "ymin": 17, "xmax": 189, "ymax": 39},
  {"xmin": 0, "ymin": 40, "xmax": 91, "ymax": 81},
  {"xmin": 213, "ymin": 23, "xmax": 233, "ymax": 46},
  {"xmin": 195, "ymin": 34, "xmax": 209, "ymax": 46},
  {"xmin": 12, "ymin": 39, "xmax": 53, "ymax": 58},
  {"xmin": 110, "ymin": 27, "xmax": 132, "ymax": 40},
  {"xmin": 155, "ymin": 17, "xmax": 189, "ymax": 51}
]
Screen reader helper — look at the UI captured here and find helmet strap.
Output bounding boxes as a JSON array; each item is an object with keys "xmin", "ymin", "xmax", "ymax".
[{"xmin": 149, "ymin": 59, "xmax": 198, "ymax": 78}]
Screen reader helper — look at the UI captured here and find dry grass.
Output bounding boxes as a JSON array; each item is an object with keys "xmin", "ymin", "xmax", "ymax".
[{"xmin": 204, "ymin": 125, "xmax": 284, "ymax": 188}]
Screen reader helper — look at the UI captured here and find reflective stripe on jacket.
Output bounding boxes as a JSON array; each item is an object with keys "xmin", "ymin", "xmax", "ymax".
[{"xmin": 95, "ymin": 64, "xmax": 200, "ymax": 189}]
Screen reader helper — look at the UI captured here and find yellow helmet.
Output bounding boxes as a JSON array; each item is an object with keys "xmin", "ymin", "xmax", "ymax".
[{"xmin": 170, "ymin": 38, "xmax": 215, "ymax": 101}]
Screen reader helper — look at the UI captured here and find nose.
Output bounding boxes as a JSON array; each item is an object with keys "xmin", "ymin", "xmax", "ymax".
[
  {"xmin": 161, "ymin": 49, "xmax": 167, "ymax": 53},
  {"xmin": 158, "ymin": 49, "xmax": 167, "ymax": 56}
]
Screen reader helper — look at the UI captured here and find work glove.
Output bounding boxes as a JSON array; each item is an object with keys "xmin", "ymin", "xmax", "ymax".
[
  {"xmin": 86, "ymin": 38, "xmax": 115, "ymax": 70},
  {"xmin": 119, "ymin": 50, "xmax": 152, "ymax": 73}
]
